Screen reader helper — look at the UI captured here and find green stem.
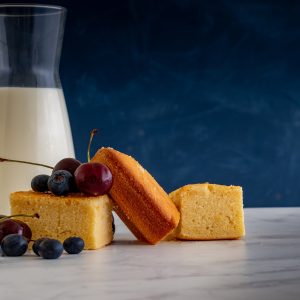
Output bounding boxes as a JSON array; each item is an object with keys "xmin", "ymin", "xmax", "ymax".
[
  {"xmin": 0, "ymin": 158, "xmax": 53, "ymax": 169},
  {"xmin": 87, "ymin": 129, "xmax": 98, "ymax": 162},
  {"xmin": 0, "ymin": 213, "xmax": 39, "ymax": 222}
]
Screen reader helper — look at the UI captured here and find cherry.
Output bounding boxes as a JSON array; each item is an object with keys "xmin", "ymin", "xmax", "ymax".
[
  {"xmin": 74, "ymin": 163, "xmax": 112, "ymax": 196},
  {"xmin": 74, "ymin": 129, "xmax": 113, "ymax": 196},
  {"xmin": 0, "ymin": 219, "xmax": 23, "ymax": 242},
  {"xmin": 53, "ymin": 158, "xmax": 81, "ymax": 176},
  {"xmin": 0, "ymin": 213, "xmax": 38, "ymax": 242}
]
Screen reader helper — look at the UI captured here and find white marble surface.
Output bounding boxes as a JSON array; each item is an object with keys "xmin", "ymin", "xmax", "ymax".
[{"xmin": 0, "ymin": 208, "xmax": 300, "ymax": 300}]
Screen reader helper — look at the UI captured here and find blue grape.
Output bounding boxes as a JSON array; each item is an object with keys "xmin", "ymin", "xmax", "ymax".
[
  {"xmin": 1, "ymin": 234, "xmax": 28, "ymax": 256},
  {"xmin": 31, "ymin": 174, "xmax": 50, "ymax": 192},
  {"xmin": 47, "ymin": 170, "xmax": 74, "ymax": 196},
  {"xmin": 32, "ymin": 238, "xmax": 49, "ymax": 256},
  {"xmin": 38, "ymin": 239, "xmax": 63, "ymax": 259},
  {"xmin": 63, "ymin": 237, "xmax": 85, "ymax": 254}
]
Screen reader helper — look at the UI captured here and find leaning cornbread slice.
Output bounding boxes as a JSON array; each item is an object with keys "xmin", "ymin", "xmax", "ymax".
[
  {"xmin": 10, "ymin": 191, "xmax": 113, "ymax": 249},
  {"xmin": 169, "ymin": 183, "xmax": 245, "ymax": 240},
  {"xmin": 92, "ymin": 147, "xmax": 180, "ymax": 244}
]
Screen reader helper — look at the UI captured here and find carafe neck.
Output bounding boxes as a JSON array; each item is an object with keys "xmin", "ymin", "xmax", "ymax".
[{"xmin": 0, "ymin": 5, "xmax": 66, "ymax": 88}]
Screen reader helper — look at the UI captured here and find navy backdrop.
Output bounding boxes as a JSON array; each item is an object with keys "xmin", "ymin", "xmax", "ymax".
[{"xmin": 6, "ymin": 0, "xmax": 300, "ymax": 207}]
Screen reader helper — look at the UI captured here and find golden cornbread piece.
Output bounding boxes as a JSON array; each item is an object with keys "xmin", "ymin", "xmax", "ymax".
[
  {"xmin": 92, "ymin": 147, "xmax": 180, "ymax": 244},
  {"xmin": 10, "ymin": 191, "xmax": 113, "ymax": 250},
  {"xmin": 169, "ymin": 183, "xmax": 245, "ymax": 240}
]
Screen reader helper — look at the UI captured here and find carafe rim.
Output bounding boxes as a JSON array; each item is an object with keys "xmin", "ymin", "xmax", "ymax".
[{"xmin": 0, "ymin": 4, "xmax": 67, "ymax": 17}]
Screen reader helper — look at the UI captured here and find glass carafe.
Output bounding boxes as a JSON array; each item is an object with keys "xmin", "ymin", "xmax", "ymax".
[{"xmin": 0, "ymin": 5, "xmax": 74, "ymax": 214}]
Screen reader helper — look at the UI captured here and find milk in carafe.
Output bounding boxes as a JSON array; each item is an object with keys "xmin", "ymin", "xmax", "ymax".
[{"xmin": 0, "ymin": 87, "xmax": 74, "ymax": 214}]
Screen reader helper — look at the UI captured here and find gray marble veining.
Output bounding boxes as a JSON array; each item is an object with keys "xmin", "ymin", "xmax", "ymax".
[{"xmin": 0, "ymin": 208, "xmax": 299, "ymax": 300}]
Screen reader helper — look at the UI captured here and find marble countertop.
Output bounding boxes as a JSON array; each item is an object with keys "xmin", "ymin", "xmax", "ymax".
[{"xmin": 0, "ymin": 208, "xmax": 299, "ymax": 300}]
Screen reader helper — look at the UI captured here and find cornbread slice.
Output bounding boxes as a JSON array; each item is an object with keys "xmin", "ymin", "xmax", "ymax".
[
  {"xmin": 170, "ymin": 183, "xmax": 245, "ymax": 240},
  {"xmin": 10, "ymin": 191, "xmax": 113, "ymax": 250},
  {"xmin": 92, "ymin": 147, "xmax": 180, "ymax": 244}
]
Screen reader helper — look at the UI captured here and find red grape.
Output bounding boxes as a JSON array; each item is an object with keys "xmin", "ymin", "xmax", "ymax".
[
  {"xmin": 53, "ymin": 158, "xmax": 81, "ymax": 175},
  {"xmin": 0, "ymin": 219, "xmax": 32, "ymax": 242},
  {"xmin": 74, "ymin": 163, "xmax": 113, "ymax": 196},
  {"xmin": 0, "ymin": 219, "xmax": 23, "ymax": 242}
]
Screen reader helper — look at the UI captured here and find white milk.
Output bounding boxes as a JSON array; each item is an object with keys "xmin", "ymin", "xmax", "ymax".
[{"xmin": 0, "ymin": 87, "xmax": 75, "ymax": 214}]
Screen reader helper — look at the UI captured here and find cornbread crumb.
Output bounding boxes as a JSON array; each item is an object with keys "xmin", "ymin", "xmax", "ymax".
[
  {"xmin": 169, "ymin": 183, "xmax": 245, "ymax": 240},
  {"xmin": 10, "ymin": 191, "xmax": 113, "ymax": 250}
]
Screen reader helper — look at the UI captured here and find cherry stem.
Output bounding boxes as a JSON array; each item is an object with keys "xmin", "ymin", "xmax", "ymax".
[
  {"xmin": 0, "ymin": 157, "xmax": 53, "ymax": 169},
  {"xmin": 87, "ymin": 129, "xmax": 98, "ymax": 162},
  {"xmin": 0, "ymin": 213, "xmax": 39, "ymax": 222}
]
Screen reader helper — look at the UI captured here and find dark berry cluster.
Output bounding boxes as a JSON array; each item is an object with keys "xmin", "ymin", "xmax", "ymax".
[
  {"xmin": 1, "ymin": 130, "xmax": 113, "ymax": 197},
  {"xmin": 31, "ymin": 157, "xmax": 113, "ymax": 197},
  {"xmin": 32, "ymin": 236, "xmax": 85, "ymax": 259},
  {"xmin": 32, "ymin": 130, "xmax": 113, "ymax": 197}
]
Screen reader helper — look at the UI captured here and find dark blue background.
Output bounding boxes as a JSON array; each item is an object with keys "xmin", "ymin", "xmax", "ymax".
[{"xmin": 7, "ymin": 0, "xmax": 300, "ymax": 207}]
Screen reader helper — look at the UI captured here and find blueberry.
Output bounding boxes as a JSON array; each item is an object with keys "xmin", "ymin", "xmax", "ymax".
[
  {"xmin": 47, "ymin": 170, "xmax": 74, "ymax": 196},
  {"xmin": 32, "ymin": 238, "xmax": 49, "ymax": 256},
  {"xmin": 38, "ymin": 239, "xmax": 63, "ymax": 259},
  {"xmin": 31, "ymin": 174, "xmax": 50, "ymax": 192},
  {"xmin": 1, "ymin": 234, "xmax": 28, "ymax": 256},
  {"xmin": 63, "ymin": 237, "xmax": 84, "ymax": 254},
  {"xmin": 112, "ymin": 214, "xmax": 115, "ymax": 235}
]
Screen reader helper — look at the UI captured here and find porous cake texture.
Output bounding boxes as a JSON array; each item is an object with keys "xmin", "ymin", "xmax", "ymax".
[
  {"xmin": 92, "ymin": 147, "xmax": 180, "ymax": 244},
  {"xmin": 170, "ymin": 183, "xmax": 245, "ymax": 240},
  {"xmin": 10, "ymin": 191, "xmax": 113, "ymax": 250}
]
